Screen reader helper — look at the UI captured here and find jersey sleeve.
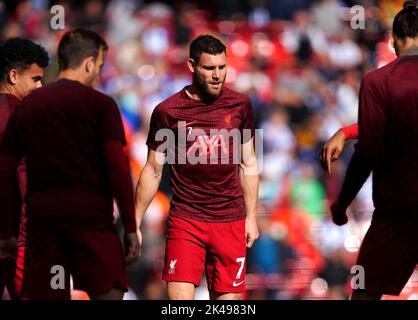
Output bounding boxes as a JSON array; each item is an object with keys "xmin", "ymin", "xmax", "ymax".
[
  {"xmin": 146, "ymin": 107, "xmax": 170, "ymax": 152},
  {"xmin": 336, "ymin": 73, "xmax": 386, "ymax": 208},
  {"xmin": 341, "ymin": 123, "xmax": 358, "ymax": 140},
  {"xmin": 0, "ymin": 109, "xmax": 23, "ymax": 159},
  {"xmin": 240, "ymin": 98, "xmax": 255, "ymax": 144},
  {"xmin": 357, "ymin": 73, "xmax": 387, "ymax": 163},
  {"xmin": 99, "ymin": 97, "xmax": 127, "ymax": 146},
  {"xmin": 0, "ymin": 110, "xmax": 21, "ymax": 239}
]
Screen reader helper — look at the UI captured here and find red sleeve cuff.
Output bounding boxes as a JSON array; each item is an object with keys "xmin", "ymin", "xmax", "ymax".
[{"xmin": 341, "ymin": 123, "xmax": 359, "ymax": 140}]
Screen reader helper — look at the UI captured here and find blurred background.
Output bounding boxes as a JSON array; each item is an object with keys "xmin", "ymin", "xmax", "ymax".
[{"xmin": 0, "ymin": 0, "xmax": 417, "ymax": 300}]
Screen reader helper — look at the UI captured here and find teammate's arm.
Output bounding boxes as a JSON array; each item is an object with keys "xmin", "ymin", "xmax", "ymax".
[
  {"xmin": 134, "ymin": 149, "xmax": 165, "ymax": 253},
  {"xmin": 16, "ymin": 159, "xmax": 27, "ymax": 200},
  {"xmin": 331, "ymin": 75, "xmax": 386, "ymax": 225},
  {"xmin": 239, "ymin": 138, "xmax": 259, "ymax": 248},
  {"xmin": 103, "ymin": 140, "xmax": 139, "ymax": 264},
  {"xmin": 320, "ymin": 123, "xmax": 358, "ymax": 174},
  {"xmin": 0, "ymin": 112, "xmax": 22, "ymax": 258}
]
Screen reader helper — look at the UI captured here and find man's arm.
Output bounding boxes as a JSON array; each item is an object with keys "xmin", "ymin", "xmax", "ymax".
[
  {"xmin": 331, "ymin": 146, "xmax": 372, "ymax": 225},
  {"xmin": 0, "ymin": 111, "xmax": 22, "ymax": 258},
  {"xmin": 331, "ymin": 74, "xmax": 386, "ymax": 225},
  {"xmin": 320, "ymin": 123, "xmax": 358, "ymax": 174},
  {"xmin": 103, "ymin": 140, "xmax": 139, "ymax": 264},
  {"xmin": 16, "ymin": 159, "xmax": 27, "ymax": 201},
  {"xmin": 0, "ymin": 154, "xmax": 19, "ymax": 259},
  {"xmin": 134, "ymin": 149, "xmax": 165, "ymax": 248},
  {"xmin": 239, "ymin": 138, "xmax": 259, "ymax": 248},
  {"xmin": 0, "ymin": 154, "xmax": 19, "ymax": 241}
]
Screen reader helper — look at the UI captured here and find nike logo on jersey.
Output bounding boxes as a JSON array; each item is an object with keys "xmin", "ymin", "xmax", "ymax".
[{"xmin": 232, "ymin": 280, "xmax": 245, "ymax": 287}]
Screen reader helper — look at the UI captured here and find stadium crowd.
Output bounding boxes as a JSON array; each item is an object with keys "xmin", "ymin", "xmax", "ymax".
[{"xmin": 0, "ymin": 0, "xmax": 416, "ymax": 300}]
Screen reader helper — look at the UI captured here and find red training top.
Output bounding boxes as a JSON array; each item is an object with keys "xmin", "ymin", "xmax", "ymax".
[
  {"xmin": 147, "ymin": 86, "xmax": 255, "ymax": 222},
  {"xmin": 0, "ymin": 79, "xmax": 136, "ymax": 235}
]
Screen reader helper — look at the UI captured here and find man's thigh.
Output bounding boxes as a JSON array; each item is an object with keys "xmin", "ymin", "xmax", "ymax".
[
  {"xmin": 206, "ymin": 219, "xmax": 246, "ymax": 294},
  {"xmin": 162, "ymin": 215, "xmax": 207, "ymax": 287},
  {"xmin": 20, "ymin": 228, "xmax": 70, "ymax": 300}
]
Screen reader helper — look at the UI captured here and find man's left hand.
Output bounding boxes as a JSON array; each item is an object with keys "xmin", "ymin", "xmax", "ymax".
[{"xmin": 245, "ymin": 216, "xmax": 259, "ymax": 248}]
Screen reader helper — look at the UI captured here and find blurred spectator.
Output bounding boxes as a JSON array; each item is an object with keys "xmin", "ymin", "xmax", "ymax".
[
  {"xmin": 312, "ymin": 0, "xmax": 345, "ymax": 36},
  {"xmin": 290, "ymin": 162, "xmax": 326, "ymax": 219},
  {"xmin": 267, "ymin": 0, "xmax": 310, "ymax": 20},
  {"xmin": 317, "ymin": 248, "xmax": 350, "ymax": 299}
]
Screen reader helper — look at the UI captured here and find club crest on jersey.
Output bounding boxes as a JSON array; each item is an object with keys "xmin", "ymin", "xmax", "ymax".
[
  {"xmin": 169, "ymin": 259, "xmax": 177, "ymax": 274},
  {"xmin": 224, "ymin": 113, "xmax": 232, "ymax": 129}
]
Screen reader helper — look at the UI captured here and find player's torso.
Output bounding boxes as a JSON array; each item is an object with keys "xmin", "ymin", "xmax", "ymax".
[
  {"xmin": 160, "ymin": 89, "xmax": 247, "ymax": 218},
  {"xmin": 165, "ymin": 91, "xmax": 246, "ymax": 171},
  {"xmin": 373, "ymin": 56, "xmax": 418, "ymax": 209},
  {"xmin": 16, "ymin": 81, "xmax": 107, "ymax": 189}
]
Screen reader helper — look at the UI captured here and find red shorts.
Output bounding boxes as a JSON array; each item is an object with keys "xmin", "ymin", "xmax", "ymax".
[
  {"xmin": 163, "ymin": 215, "xmax": 247, "ymax": 293},
  {"xmin": 356, "ymin": 211, "xmax": 418, "ymax": 295},
  {"xmin": 17, "ymin": 226, "xmax": 128, "ymax": 300}
]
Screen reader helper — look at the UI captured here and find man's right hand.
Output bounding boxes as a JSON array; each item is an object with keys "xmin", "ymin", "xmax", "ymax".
[
  {"xmin": 330, "ymin": 202, "xmax": 348, "ymax": 226},
  {"xmin": 0, "ymin": 237, "xmax": 17, "ymax": 260},
  {"xmin": 124, "ymin": 231, "xmax": 140, "ymax": 265},
  {"xmin": 320, "ymin": 130, "xmax": 346, "ymax": 174}
]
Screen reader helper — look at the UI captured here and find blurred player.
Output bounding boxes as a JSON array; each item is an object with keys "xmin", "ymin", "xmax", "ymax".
[
  {"xmin": 326, "ymin": 1, "xmax": 418, "ymax": 299},
  {"xmin": 0, "ymin": 29, "xmax": 139, "ymax": 300},
  {"xmin": 0, "ymin": 37, "xmax": 48, "ymax": 300},
  {"xmin": 135, "ymin": 34, "xmax": 259, "ymax": 300}
]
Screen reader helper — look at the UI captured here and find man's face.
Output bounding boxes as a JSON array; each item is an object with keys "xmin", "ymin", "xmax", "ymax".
[
  {"xmin": 14, "ymin": 63, "xmax": 44, "ymax": 99},
  {"xmin": 191, "ymin": 52, "xmax": 227, "ymax": 99},
  {"xmin": 86, "ymin": 47, "xmax": 105, "ymax": 88}
]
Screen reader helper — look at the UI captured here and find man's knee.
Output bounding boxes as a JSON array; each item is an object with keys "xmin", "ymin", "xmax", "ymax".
[
  {"xmin": 167, "ymin": 282, "xmax": 195, "ymax": 300},
  {"xmin": 210, "ymin": 292, "xmax": 243, "ymax": 300}
]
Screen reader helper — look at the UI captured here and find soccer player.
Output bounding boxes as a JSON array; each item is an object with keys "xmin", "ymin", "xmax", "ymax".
[
  {"xmin": 0, "ymin": 37, "xmax": 48, "ymax": 300},
  {"xmin": 0, "ymin": 29, "xmax": 139, "ymax": 300},
  {"xmin": 328, "ymin": 1, "xmax": 418, "ymax": 299},
  {"xmin": 135, "ymin": 34, "xmax": 259, "ymax": 300}
]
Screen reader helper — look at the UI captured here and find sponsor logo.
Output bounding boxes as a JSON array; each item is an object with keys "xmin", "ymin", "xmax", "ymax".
[{"xmin": 232, "ymin": 280, "xmax": 245, "ymax": 287}]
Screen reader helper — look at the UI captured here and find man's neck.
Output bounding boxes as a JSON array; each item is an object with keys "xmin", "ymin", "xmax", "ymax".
[
  {"xmin": 0, "ymin": 84, "xmax": 20, "ymax": 100},
  {"xmin": 58, "ymin": 70, "xmax": 86, "ymax": 86},
  {"xmin": 185, "ymin": 84, "xmax": 203, "ymax": 101},
  {"xmin": 401, "ymin": 44, "xmax": 418, "ymax": 56},
  {"xmin": 185, "ymin": 84, "xmax": 218, "ymax": 103}
]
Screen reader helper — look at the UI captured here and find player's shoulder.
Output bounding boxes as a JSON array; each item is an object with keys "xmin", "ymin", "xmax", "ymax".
[
  {"xmin": 73, "ymin": 81, "xmax": 116, "ymax": 106},
  {"xmin": 363, "ymin": 58, "xmax": 399, "ymax": 85},
  {"xmin": 222, "ymin": 86, "xmax": 250, "ymax": 104},
  {"xmin": 26, "ymin": 79, "xmax": 114, "ymax": 104},
  {"xmin": 153, "ymin": 90, "xmax": 184, "ymax": 115},
  {"xmin": 0, "ymin": 93, "xmax": 19, "ymax": 110}
]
